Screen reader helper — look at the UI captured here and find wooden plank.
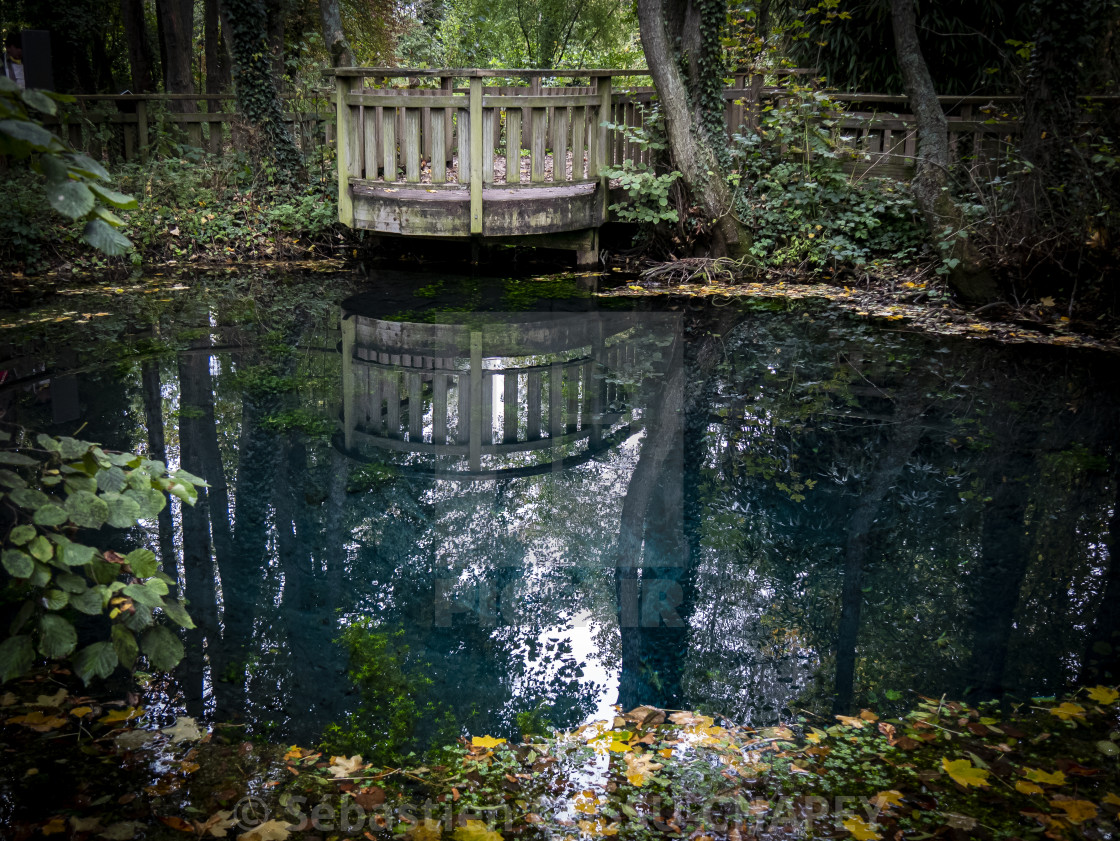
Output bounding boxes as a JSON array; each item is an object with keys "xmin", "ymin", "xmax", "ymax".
[
  {"xmin": 571, "ymin": 106, "xmax": 585, "ymax": 180},
  {"xmin": 136, "ymin": 102, "xmax": 148, "ymax": 163},
  {"xmin": 481, "ymin": 372, "xmax": 493, "ymax": 444},
  {"xmin": 482, "ymin": 94, "xmax": 599, "ymax": 108},
  {"xmin": 482, "ymin": 107, "xmax": 495, "ymax": 185},
  {"xmin": 527, "ymin": 371, "xmax": 541, "ymax": 440},
  {"xmin": 345, "ymin": 93, "xmax": 462, "ymax": 109},
  {"xmin": 421, "ymin": 91, "xmax": 432, "ymax": 161},
  {"xmin": 209, "ymin": 121, "xmax": 223, "ymax": 154},
  {"xmin": 565, "ymin": 362, "xmax": 579, "ymax": 432},
  {"xmin": 335, "ymin": 76, "xmax": 354, "ymax": 226},
  {"xmin": 431, "ymin": 110, "xmax": 446, "ymax": 183},
  {"xmin": 441, "ymin": 77, "xmax": 454, "ymax": 163},
  {"xmin": 404, "ymin": 108, "xmax": 421, "ymax": 181},
  {"xmin": 503, "ymin": 372, "xmax": 518, "ymax": 443},
  {"xmin": 123, "ymin": 127, "xmax": 135, "ymax": 161},
  {"xmin": 385, "ymin": 369, "xmax": 401, "ymax": 437},
  {"xmin": 187, "ymin": 122, "xmax": 203, "ymax": 148},
  {"xmin": 505, "ymin": 108, "xmax": 521, "ymax": 184},
  {"xmin": 457, "ymin": 108, "xmax": 470, "ymax": 185},
  {"xmin": 457, "ymin": 371, "xmax": 470, "ymax": 444},
  {"xmin": 408, "ymin": 371, "xmax": 423, "ymax": 439},
  {"xmin": 470, "ymin": 78, "xmax": 483, "ymax": 233},
  {"xmin": 382, "ymin": 107, "xmax": 397, "ymax": 181},
  {"xmin": 469, "ymin": 334, "xmax": 482, "ymax": 470},
  {"xmin": 433, "ymin": 372, "xmax": 448, "ymax": 444},
  {"xmin": 531, "ymin": 108, "xmax": 546, "ymax": 183},
  {"xmin": 554, "ymin": 106, "xmax": 568, "ymax": 182},
  {"xmin": 549, "ymin": 362, "xmax": 562, "ymax": 438},
  {"xmin": 364, "ymin": 106, "xmax": 378, "ymax": 180}
]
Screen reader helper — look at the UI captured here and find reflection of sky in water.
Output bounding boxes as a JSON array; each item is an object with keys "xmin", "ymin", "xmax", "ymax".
[{"xmin": 4, "ymin": 273, "xmax": 1119, "ymax": 748}]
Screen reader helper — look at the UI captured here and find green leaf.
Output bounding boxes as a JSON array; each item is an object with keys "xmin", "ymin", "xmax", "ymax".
[
  {"xmin": 58, "ymin": 437, "xmax": 91, "ymax": 460},
  {"xmin": 141, "ymin": 625, "xmax": 184, "ymax": 672},
  {"xmin": 160, "ymin": 600, "xmax": 195, "ymax": 630},
  {"xmin": 97, "ymin": 466, "xmax": 127, "ymax": 493},
  {"xmin": 172, "ymin": 468, "xmax": 209, "ymax": 487},
  {"xmin": 110, "ymin": 452, "xmax": 140, "ymax": 468},
  {"xmin": 28, "ymin": 535, "xmax": 53, "ymax": 562},
  {"xmin": 112, "ymin": 625, "xmax": 138, "ymax": 671},
  {"xmin": 9, "ymin": 525, "xmax": 36, "ymax": 545},
  {"xmin": 145, "ymin": 577, "xmax": 169, "ymax": 596},
  {"xmin": 19, "ymin": 88, "xmax": 57, "ymax": 116},
  {"xmin": 49, "ymin": 180, "xmax": 96, "ymax": 220},
  {"xmin": 102, "ymin": 492, "xmax": 143, "ymax": 528},
  {"xmin": 124, "ymin": 487, "xmax": 165, "ymax": 518},
  {"xmin": 65, "ymin": 490, "xmax": 109, "ymax": 529},
  {"xmin": 59, "ymin": 541, "xmax": 97, "ymax": 567},
  {"xmin": 124, "ymin": 604, "xmax": 153, "ymax": 632},
  {"xmin": 42, "ymin": 589, "xmax": 68, "ymax": 610},
  {"xmin": 125, "ymin": 549, "xmax": 158, "ymax": 579},
  {"xmin": 9, "ymin": 600, "xmax": 34, "ymax": 635},
  {"xmin": 10, "ymin": 487, "xmax": 49, "ymax": 509},
  {"xmin": 33, "ymin": 503, "xmax": 69, "ymax": 527},
  {"xmin": 2, "ymin": 549, "xmax": 34, "ymax": 578},
  {"xmin": 70, "ymin": 585, "xmax": 107, "ymax": 615},
  {"xmin": 35, "ymin": 434, "xmax": 62, "ymax": 452},
  {"xmin": 74, "ymin": 641, "xmax": 119, "ymax": 683},
  {"xmin": 0, "ymin": 451, "xmax": 38, "ymax": 466},
  {"xmin": 64, "ymin": 152, "xmax": 110, "ymax": 180},
  {"xmin": 88, "ymin": 182, "xmax": 138, "ymax": 210},
  {"xmin": 0, "ymin": 635, "xmax": 34, "ymax": 682},
  {"xmin": 0, "ymin": 469, "xmax": 27, "ymax": 488},
  {"xmin": 64, "ymin": 474, "xmax": 98, "ymax": 494},
  {"xmin": 82, "ymin": 219, "xmax": 132, "ymax": 257},
  {"xmin": 0, "ymin": 117, "xmax": 55, "ymax": 147},
  {"xmin": 39, "ymin": 614, "xmax": 77, "ymax": 658},
  {"xmin": 29, "ymin": 562, "xmax": 51, "ymax": 587},
  {"xmin": 56, "ymin": 573, "xmax": 88, "ymax": 594},
  {"xmin": 123, "ymin": 581, "xmax": 163, "ymax": 607}
]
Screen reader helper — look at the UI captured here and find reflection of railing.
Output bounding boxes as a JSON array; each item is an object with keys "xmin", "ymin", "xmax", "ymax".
[{"xmin": 339, "ymin": 312, "xmax": 640, "ymax": 479}]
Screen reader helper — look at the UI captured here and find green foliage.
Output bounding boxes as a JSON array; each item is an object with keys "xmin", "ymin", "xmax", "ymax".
[
  {"xmin": 0, "ymin": 428, "xmax": 206, "ymax": 684},
  {"xmin": 0, "ymin": 77, "xmax": 136, "ymax": 257},
  {"xmin": 604, "ymin": 121, "xmax": 682, "ymax": 226},
  {"xmin": 320, "ymin": 621, "xmax": 455, "ymax": 764},
  {"xmin": 730, "ymin": 87, "xmax": 923, "ymax": 270}
]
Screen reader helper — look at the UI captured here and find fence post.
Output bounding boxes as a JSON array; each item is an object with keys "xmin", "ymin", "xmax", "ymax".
[
  {"xmin": 597, "ymin": 76, "xmax": 612, "ymax": 223},
  {"xmin": 335, "ymin": 74, "xmax": 354, "ymax": 227},
  {"xmin": 470, "ymin": 76, "xmax": 483, "ymax": 235},
  {"xmin": 137, "ymin": 101, "xmax": 148, "ymax": 163}
]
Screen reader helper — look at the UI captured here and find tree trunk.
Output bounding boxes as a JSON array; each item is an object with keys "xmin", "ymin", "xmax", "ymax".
[
  {"xmin": 637, "ymin": 0, "xmax": 746, "ymax": 257},
  {"xmin": 120, "ymin": 0, "xmax": 156, "ymax": 92},
  {"xmin": 890, "ymin": 0, "xmax": 997, "ymax": 302},
  {"xmin": 157, "ymin": 0, "xmax": 197, "ymax": 112},
  {"xmin": 205, "ymin": 0, "xmax": 232, "ymax": 94},
  {"xmin": 319, "ymin": 0, "xmax": 355, "ymax": 67},
  {"xmin": 220, "ymin": 0, "xmax": 303, "ymax": 175}
]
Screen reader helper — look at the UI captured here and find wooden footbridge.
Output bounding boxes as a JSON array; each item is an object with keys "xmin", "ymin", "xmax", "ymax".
[{"xmin": 330, "ymin": 67, "xmax": 1027, "ymax": 258}]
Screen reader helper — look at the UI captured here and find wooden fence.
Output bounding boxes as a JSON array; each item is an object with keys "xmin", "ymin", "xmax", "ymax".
[{"xmin": 40, "ymin": 91, "xmax": 334, "ymax": 164}]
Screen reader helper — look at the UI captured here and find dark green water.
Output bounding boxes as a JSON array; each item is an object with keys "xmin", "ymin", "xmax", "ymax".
[{"xmin": 2, "ymin": 268, "xmax": 1118, "ymax": 748}]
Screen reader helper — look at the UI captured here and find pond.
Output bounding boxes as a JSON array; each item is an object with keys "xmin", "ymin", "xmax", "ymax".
[{"xmin": 2, "ymin": 267, "xmax": 1117, "ymax": 754}]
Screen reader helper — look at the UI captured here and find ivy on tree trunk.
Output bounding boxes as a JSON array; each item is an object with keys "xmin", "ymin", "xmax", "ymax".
[{"xmin": 220, "ymin": 0, "xmax": 303, "ymax": 177}]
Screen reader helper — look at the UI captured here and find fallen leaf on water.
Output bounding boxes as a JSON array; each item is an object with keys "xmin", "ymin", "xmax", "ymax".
[
  {"xmin": 100, "ymin": 706, "xmax": 144, "ymax": 725},
  {"xmin": 835, "ymin": 714, "xmax": 869, "ymax": 728},
  {"xmin": 576, "ymin": 819, "xmax": 619, "ymax": 837},
  {"xmin": 163, "ymin": 716, "xmax": 203, "ymax": 743},
  {"xmin": 624, "ymin": 751, "xmax": 663, "ymax": 787},
  {"xmin": 471, "ymin": 735, "xmax": 506, "ymax": 750},
  {"xmin": 1087, "ymin": 686, "xmax": 1119, "ymax": 705},
  {"xmin": 35, "ymin": 688, "xmax": 68, "ymax": 707},
  {"xmin": 42, "ymin": 817, "xmax": 67, "ymax": 836},
  {"xmin": 870, "ymin": 790, "xmax": 904, "ymax": 810},
  {"xmin": 841, "ymin": 816, "xmax": 881, "ymax": 840},
  {"xmin": 1049, "ymin": 799, "xmax": 1098, "ymax": 824},
  {"xmin": 7, "ymin": 710, "xmax": 68, "ymax": 731},
  {"xmin": 1103, "ymin": 792, "xmax": 1120, "ymax": 807},
  {"xmin": 329, "ymin": 754, "xmax": 365, "ymax": 778},
  {"xmin": 71, "ymin": 706, "xmax": 93, "ymax": 717},
  {"xmin": 1016, "ymin": 780, "xmax": 1045, "ymax": 796},
  {"xmin": 413, "ymin": 819, "xmax": 444, "ymax": 841},
  {"xmin": 238, "ymin": 820, "xmax": 294, "ymax": 841},
  {"xmin": 1024, "ymin": 767, "xmax": 1066, "ymax": 785},
  {"xmin": 451, "ymin": 819, "xmax": 503, "ymax": 841},
  {"xmin": 195, "ymin": 810, "xmax": 238, "ymax": 838},
  {"xmin": 942, "ymin": 757, "xmax": 990, "ymax": 788},
  {"xmin": 159, "ymin": 815, "xmax": 195, "ymax": 832},
  {"xmin": 100, "ymin": 822, "xmax": 145, "ymax": 840},
  {"xmin": 1049, "ymin": 702, "xmax": 1086, "ymax": 721}
]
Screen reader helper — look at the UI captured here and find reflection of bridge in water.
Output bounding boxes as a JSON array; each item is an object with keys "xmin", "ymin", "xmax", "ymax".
[{"xmin": 340, "ymin": 310, "xmax": 646, "ymax": 480}]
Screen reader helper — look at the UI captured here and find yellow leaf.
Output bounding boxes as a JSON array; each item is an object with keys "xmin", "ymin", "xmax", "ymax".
[
  {"xmin": 451, "ymin": 819, "xmax": 503, "ymax": 841},
  {"xmin": 942, "ymin": 757, "xmax": 990, "ymax": 788},
  {"xmin": 412, "ymin": 819, "xmax": 444, "ymax": 841},
  {"xmin": 1024, "ymin": 767, "xmax": 1066, "ymax": 785},
  {"xmin": 1103, "ymin": 792, "xmax": 1120, "ymax": 807},
  {"xmin": 7, "ymin": 711, "xmax": 68, "ymax": 731},
  {"xmin": 70, "ymin": 706, "xmax": 93, "ymax": 718},
  {"xmin": 577, "ymin": 819, "xmax": 619, "ymax": 837},
  {"xmin": 842, "ymin": 816, "xmax": 881, "ymax": 840},
  {"xmin": 835, "ymin": 714, "xmax": 869, "ymax": 728},
  {"xmin": 283, "ymin": 746, "xmax": 304, "ymax": 761},
  {"xmin": 1039, "ymin": 296, "xmax": 1055, "ymax": 307},
  {"xmin": 1016, "ymin": 780, "xmax": 1045, "ymax": 796},
  {"xmin": 623, "ymin": 752, "xmax": 663, "ymax": 787},
  {"xmin": 1049, "ymin": 799, "xmax": 1098, "ymax": 824},
  {"xmin": 871, "ymin": 790, "xmax": 904, "ymax": 810},
  {"xmin": 1087, "ymin": 686, "xmax": 1119, "ymax": 705},
  {"xmin": 1049, "ymin": 702, "xmax": 1086, "ymax": 721},
  {"xmin": 328, "ymin": 754, "xmax": 365, "ymax": 778},
  {"xmin": 574, "ymin": 792, "xmax": 600, "ymax": 815},
  {"xmin": 99, "ymin": 706, "xmax": 144, "ymax": 725},
  {"xmin": 42, "ymin": 817, "xmax": 67, "ymax": 836},
  {"xmin": 238, "ymin": 819, "xmax": 293, "ymax": 841},
  {"xmin": 471, "ymin": 735, "xmax": 506, "ymax": 750}
]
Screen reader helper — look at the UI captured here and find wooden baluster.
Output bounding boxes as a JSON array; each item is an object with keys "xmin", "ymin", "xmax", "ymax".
[
  {"xmin": 480, "ymin": 371, "xmax": 493, "ymax": 445},
  {"xmin": 382, "ymin": 105, "xmax": 397, "ymax": 181},
  {"xmin": 441, "ymin": 76, "xmax": 454, "ymax": 165},
  {"xmin": 553, "ymin": 105, "xmax": 568, "ymax": 181},
  {"xmin": 531, "ymin": 107, "xmax": 546, "ymax": 183},
  {"xmin": 527, "ymin": 371, "xmax": 542, "ymax": 440},
  {"xmin": 335, "ymin": 75, "xmax": 354, "ymax": 225},
  {"xmin": 457, "ymin": 370, "xmax": 471, "ymax": 444},
  {"xmin": 431, "ymin": 108, "xmax": 446, "ymax": 183},
  {"xmin": 549, "ymin": 362, "xmax": 563, "ymax": 439},
  {"xmin": 364, "ymin": 101, "xmax": 377, "ymax": 180},
  {"xmin": 571, "ymin": 105, "xmax": 585, "ymax": 180},
  {"xmin": 457, "ymin": 107, "xmax": 470, "ymax": 184},
  {"xmin": 526, "ymin": 75, "xmax": 540, "ymax": 153},
  {"xmin": 506, "ymin": 107, "xmax": 521, "ymax": 184},
  {"xmin": 470, "ymin": 78, "xmax": 483, "ymax": 233},
  {"xmin": 433, "ymin": 372, "xmax": 448, "ymax": 444},
  {"xmin": 408, "ymin": 371, "xmax": 423, "ymax": 440},
  {"xmin": 421, "ymin": 90, "xmax": 432, "ymax": 164},
  {"xmin": 405, "ymin": 107, "xmax": 421, "ymax": 181},
  {"xmin": 368, "ymin": 366, "xmax": 383, "ymax": 435},
  {"xmin": 565, "ymin": 363, "xmax": 579, "ymax": 433},
  {"xmin": 482, "ymin": 107, "xmax": 495, "ymax": 184}
]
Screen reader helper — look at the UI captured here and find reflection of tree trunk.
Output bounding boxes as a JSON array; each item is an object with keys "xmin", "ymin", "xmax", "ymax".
[
  {"xmin": 177, "ymin": 347, "xmax": 227, "ymax": 717},
  {"xmin": 141, "ymin": 361, "xmax": 176, "ymax": 576},
  {"xmin": 1082, "ymin": 447, "xmax": 1120, "ymax": 682},
  {"xmin": 964, "ymin": 417, "xmax": 1037, "ymax": 699},
  {"xmin": 832, "ymin": 415, "xmax": 923, "ymax": 714}
]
